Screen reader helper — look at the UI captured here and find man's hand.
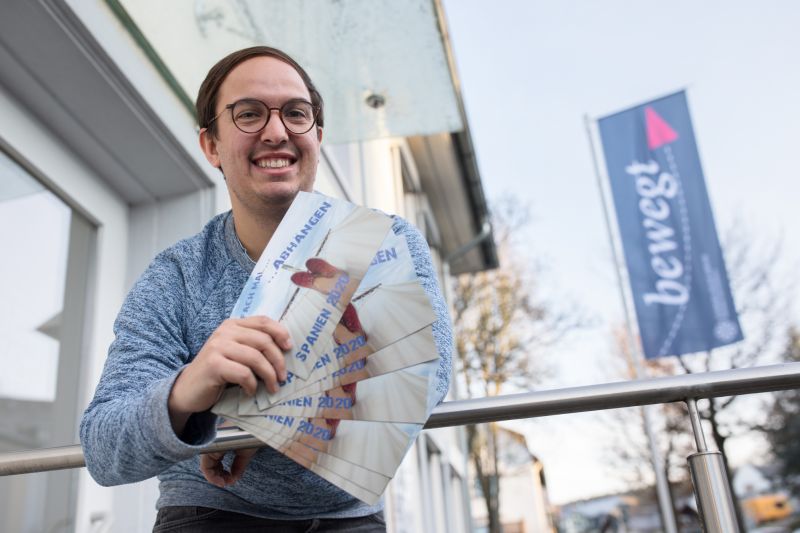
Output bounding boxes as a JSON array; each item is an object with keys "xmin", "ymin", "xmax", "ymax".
[
  {"xmin": 168, "ymin": 316, "xmax": 292, "ymax": 437},
  {"xmin": 200, "ymin": 448, "xmax": 259, "ymax": 487}
]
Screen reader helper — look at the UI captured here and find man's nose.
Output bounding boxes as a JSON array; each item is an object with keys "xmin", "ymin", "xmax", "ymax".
[{"xmin": 260, "ymin": 108, "xmax": 288, "ymax": 144}]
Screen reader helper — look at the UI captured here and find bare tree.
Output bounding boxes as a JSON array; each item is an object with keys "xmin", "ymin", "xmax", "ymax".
[
  {"xmin": 763, "ymin": 327, "xmax": 800, "ymax": 495},
  {"xmin": 605, "ymin": 333, "xmax": 695, "ymax": 492},
  {"xmin": 673, "ymin": 221, "xmax": 794, "ymax": 531},
  {"xmin": 452, "ymin": 197, "xmax": 583, "ymax": 533},
  {"xmin": 604, "ymin": 219, "xmax": 795, "ymax": 531},
  {"xmin": 608, "ymin": 217, "xmax": 793, "ymax": 531}
]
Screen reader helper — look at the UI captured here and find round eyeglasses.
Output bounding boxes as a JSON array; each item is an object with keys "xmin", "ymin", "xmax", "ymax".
[{"xmin": 209, "ymin": 98, "xmax": 320, "ymax": 135}]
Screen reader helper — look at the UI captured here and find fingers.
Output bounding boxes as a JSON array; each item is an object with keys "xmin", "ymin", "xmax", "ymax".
[
  {"xmin": 200, "ymin": 317, "xmax": 291, "ymax": 397},
  {"xmin": 199, "ymin": 451, "xmax": 229, "ymax": 488},
  {"xmin": 228, "ymin": 325, "xmax": 288, "ymax": 382},
  {"xmin": 213, "ymin": 341, "xmax": 279, "ymax": 395},
  {"xmin": 225, "ymin": 317, "xmax": 290, "ymax": 392},
  {"xmin": 200, "ymin": 449, "xmax": 259, "ymax": 487},
  {"xmin": 228, "ymin": 448, "xmax": 259, "ymax": 482},
  {"xmin": 234, "ymin": 316, "xmax": 292, "ymax": 351},
  {"xmin": 171, "ymin": 317, "xmax": 293, "ymax": 428}
]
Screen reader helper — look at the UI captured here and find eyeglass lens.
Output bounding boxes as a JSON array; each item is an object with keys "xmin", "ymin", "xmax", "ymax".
[{"xmin": 232, "ymin": 99, "xmax": 316, "ymax": 134}]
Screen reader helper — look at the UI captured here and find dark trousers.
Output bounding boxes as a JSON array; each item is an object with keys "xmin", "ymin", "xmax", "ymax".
[{"xmin": 153, "ymin": 506, "xmax": 386, "ymax": 532}]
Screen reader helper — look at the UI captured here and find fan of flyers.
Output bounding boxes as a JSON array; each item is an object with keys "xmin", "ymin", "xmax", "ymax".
[{"xmin": 212, "ymin": 191, "xmax": 441, "ymax": 504}]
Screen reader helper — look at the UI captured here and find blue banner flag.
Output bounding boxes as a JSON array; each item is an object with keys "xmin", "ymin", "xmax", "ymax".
[{"xmin": 597, "ymin": 91, "xmax": 742, "ymax": 359}]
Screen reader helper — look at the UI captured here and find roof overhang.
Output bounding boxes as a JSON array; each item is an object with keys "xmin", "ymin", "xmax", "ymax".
[
  {"xmin": 0, "ymin": 0, "xmax": 214, "ymax": 205},
  {"xmin": 408, "ymin": 132, "xmax": 498, "ymax": 274},
  {"xmin": 0, "ymin": 0, "xmax": 498, "ymax": 272},
  {"xmin": 115, "ymin": 0, "xmax": 465, "ymax": 145},
  {"xmin": 114, "ymin": 0, "xmax": 498, "ymax": 271}
]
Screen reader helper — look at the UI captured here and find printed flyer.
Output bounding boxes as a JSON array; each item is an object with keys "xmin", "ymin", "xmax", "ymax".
[{"xmin": 213, "ymin": 191, "xmax": 441, "ymax": 503}]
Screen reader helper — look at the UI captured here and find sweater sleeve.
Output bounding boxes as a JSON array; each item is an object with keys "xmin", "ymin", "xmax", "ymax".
[
  {"xmin": 79, "ymin": 252, "xmax": 217, "ymax": 486},
  {"xmin": 394, "ymin": 218, "xmax": 453, "ymax": 405}
]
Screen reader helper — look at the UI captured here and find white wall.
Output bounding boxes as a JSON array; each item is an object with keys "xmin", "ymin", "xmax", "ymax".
[{"xmin": 499, "ymin": 463, "xmax": 553, "ymax": 533}]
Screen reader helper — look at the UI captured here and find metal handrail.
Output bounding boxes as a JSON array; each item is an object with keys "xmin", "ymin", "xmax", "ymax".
[{"xmin": 2, "ymin": 362, "xmax": 799, "ymax": 477}]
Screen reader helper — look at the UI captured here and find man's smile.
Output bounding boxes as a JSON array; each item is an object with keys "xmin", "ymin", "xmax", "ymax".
[
  {"xmin": 252, "ymin": 153, "xmax": 297, "ymax": 170},
  {"xmin": 255, "ymin": 158, "xmax": 292, "ymax": 168}
]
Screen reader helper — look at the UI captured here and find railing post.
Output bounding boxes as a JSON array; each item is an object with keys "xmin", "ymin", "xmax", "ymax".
[{"xmin": 685, "ymin": 398, "xmax": 740, "ymax": 532}]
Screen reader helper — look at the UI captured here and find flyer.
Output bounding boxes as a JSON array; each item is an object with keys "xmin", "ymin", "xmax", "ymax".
[
  {"xmin": 243, "ymin": 361, "xmax": 435, "ymax": 424},
  {"xmin": 231, "ymin": 192, "xmax": 392, "ymax": 380},
  {"xmin": 250, "ymin": 220, "xmax": 437, "ymax": 409},
  {"xmin": 213, "ymin": 191, "xmax": 441, "ymax": 504},
  {"xmin": 236, "ymin": 325, "xmax": 438, "ymax": 418}
]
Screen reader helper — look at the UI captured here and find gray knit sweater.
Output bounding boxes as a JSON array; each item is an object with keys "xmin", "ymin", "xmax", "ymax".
[{"xmin": 79, "ymin": 211, "xmax": 452, "ymax": 519}]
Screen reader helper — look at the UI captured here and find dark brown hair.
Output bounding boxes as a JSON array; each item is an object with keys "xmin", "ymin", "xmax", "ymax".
[{"xmin": 196, "ymin": 46, "xmax": 324, "ymax": 137}]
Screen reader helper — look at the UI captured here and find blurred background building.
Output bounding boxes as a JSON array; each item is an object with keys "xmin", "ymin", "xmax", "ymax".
[{"xmin": 469, "ymin": 426, "xmax": 555, "ymax": 533}]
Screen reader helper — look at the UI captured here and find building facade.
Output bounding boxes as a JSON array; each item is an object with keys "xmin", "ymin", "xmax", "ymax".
[
  {"xmin": 470, "ymin": 427, "xmax": 556, "ymax": 533},
  {"xmin": 0, "ymin": 1, "xmax": 496, "ymax": 532}
]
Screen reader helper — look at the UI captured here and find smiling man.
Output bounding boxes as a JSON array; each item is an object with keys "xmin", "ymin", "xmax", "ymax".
[{"xmin": 79, "ymin": 47, "xmax": 453, "ymax": 532}]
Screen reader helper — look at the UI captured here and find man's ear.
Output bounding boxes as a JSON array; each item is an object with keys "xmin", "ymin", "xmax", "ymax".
[
  {"xmin": 199, "ymin": 128, "xmax": 221, "ymax": 168},
  {"xmin": 316, "ymin": 127, "xmax": 323, "ymax": 143}
]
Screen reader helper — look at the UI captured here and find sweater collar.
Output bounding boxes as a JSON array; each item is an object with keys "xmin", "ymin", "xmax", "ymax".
[{"xmin": 223, "ymin": 211, "xmax": 256, "ymax": 272}]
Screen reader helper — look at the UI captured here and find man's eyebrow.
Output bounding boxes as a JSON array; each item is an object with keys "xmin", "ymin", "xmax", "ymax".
[{"xmin": 235, "ymin": 96, "xmax": 313, "ymax": 105}]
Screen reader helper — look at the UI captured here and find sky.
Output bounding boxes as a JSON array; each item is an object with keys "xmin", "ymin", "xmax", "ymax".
[{"xmin": 442, "ymin": 0, "xmax": 800, "ymax": 505}]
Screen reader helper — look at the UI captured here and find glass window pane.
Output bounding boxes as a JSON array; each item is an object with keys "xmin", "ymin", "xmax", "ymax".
[{"xmin": 0, "ymin": 150, "xmax": 71, "ymax": 402}]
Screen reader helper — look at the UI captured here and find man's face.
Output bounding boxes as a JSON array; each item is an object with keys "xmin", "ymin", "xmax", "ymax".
[{"xmin": 200, "ymin": 56, "xmax": 322, "ymax": 214}]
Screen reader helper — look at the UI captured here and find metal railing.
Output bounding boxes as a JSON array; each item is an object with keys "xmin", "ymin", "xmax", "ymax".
[{"xmin": 3, "ymin": 362, "xmax": 800, "ymax": 531}]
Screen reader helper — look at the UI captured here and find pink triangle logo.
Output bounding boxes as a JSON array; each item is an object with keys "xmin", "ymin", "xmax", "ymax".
[{"xmin": 645, "ymin": 106, "xmax": 679, "ymax": 150}]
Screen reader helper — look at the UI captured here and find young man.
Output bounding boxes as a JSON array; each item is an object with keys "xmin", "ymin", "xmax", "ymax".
[{"xmin": 80, "ymin": 46, "xmax": 452, "ymax": 531}]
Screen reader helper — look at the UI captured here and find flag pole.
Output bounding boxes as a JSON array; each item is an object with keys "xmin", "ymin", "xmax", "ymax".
[{"xmin": 584, "ymin": 114, "xmax": 679, "ymax": 533}]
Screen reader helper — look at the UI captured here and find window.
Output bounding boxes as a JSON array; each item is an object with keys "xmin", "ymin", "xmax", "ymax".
[
  {"xmin": 0, "ymin": 147, "xmax": 95, "ymax": 533},
  {"xmin": 0, "ymin": 150, "xmax": 71, "ymax": 402}
]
